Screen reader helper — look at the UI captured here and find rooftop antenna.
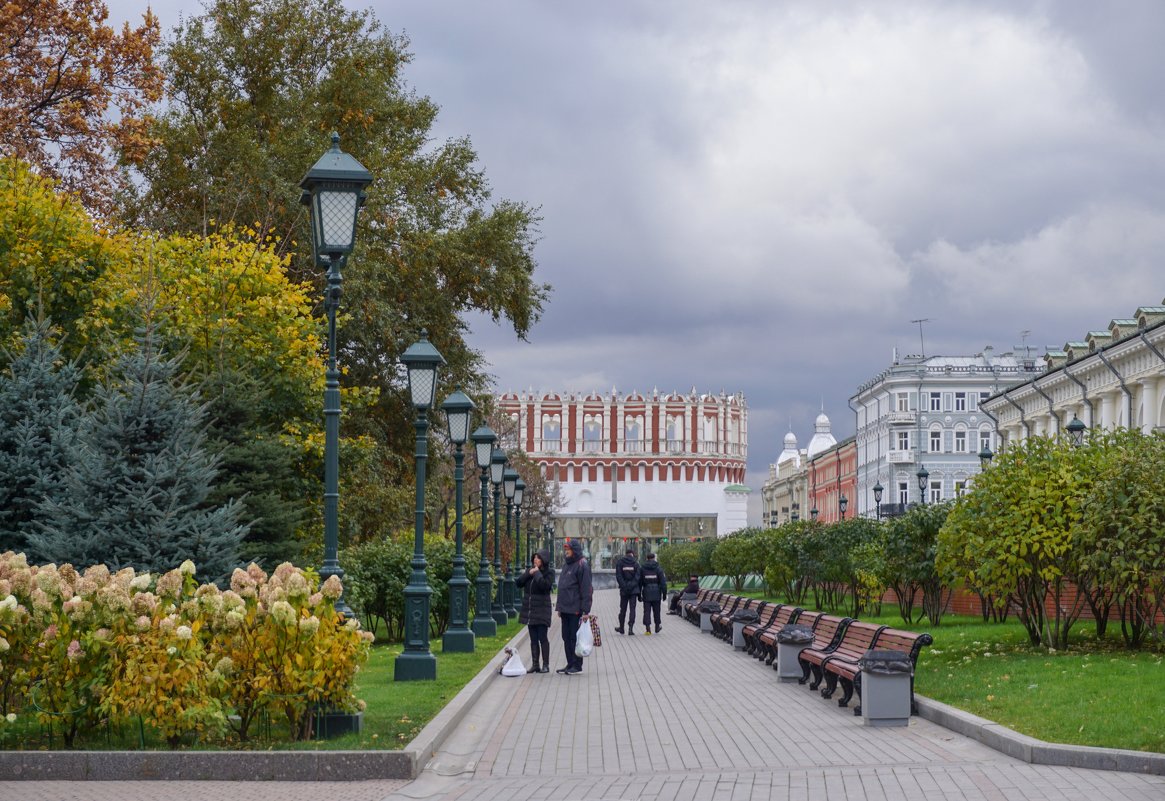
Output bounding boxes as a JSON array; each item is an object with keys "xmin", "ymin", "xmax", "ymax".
[
  {"xmin": 910, "ymin": 318, "xmax": 931, "ymax": 357},
  {"xmin": 1014, "ymin": 329, "xmax": 1034, "ymax": 360}
]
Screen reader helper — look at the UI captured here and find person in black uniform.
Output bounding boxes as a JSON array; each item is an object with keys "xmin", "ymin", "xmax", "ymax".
[
  {"xmin": 613, "ymin": 548, "xmax": 641, "ymax": 635},
  {"xmin": 516, "ymin": 549, "xmax": 554, "ymax": 672},
  {"xmin": 639, "ymin": 552, "xmax": 667, "ymax": 635}
]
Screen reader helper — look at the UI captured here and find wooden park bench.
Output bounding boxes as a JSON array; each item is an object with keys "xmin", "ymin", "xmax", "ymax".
[
  {"xmin": 710, "ymin": 596, "xmax": 751, "ymax": 639},
  {"xmin": 803, "ymin": 620, "xmax": 885, "ymax": 695},
  {"xmin": 822, "ymin": 627, "xmax": 933, "ymax": 715},
  {"xmin": 683, "ymin": 590, "xmax": 722, "ymax": 624},
  {"xmin": 793, "ymin": 614, "xmax": 852, "ymax": 684},
  {"xmin": 755, "ymin": 606, "xmax": 810, "ymax": 665},
  {"xmin": 741, "ymin": 603, "xmax": 783, "ymax": 655}
]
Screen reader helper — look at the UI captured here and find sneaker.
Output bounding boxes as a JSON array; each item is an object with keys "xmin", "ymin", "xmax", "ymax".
[
  {"xmin": 564, "ymin": 666, "xmax": 582, "ymax": 674},
  {"xmin": 555, "ymin": 667, "xmax": 570, "ymax": 674},
  {"xmin": 644, "ymin": 629, "xmax": 651, "ymax": 636}
]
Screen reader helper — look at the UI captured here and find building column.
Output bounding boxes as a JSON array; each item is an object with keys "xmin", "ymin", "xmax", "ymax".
[{"xmin": 1140, "ymin": 377, "xmax": 1160, "ymax": 433}]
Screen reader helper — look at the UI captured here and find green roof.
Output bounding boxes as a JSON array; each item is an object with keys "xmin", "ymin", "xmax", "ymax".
[{"xmin": 724, "ymin": 484, "xmax": 751, "ymax": 493}]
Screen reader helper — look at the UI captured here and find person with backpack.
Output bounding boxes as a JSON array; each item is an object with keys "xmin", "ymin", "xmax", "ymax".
[
  {"xmin": 516, "ymin": 549, "xmax": 554, "ymax": 673},
  {"xmin": 554, "ymin": 538, "xmax": 593, "ymax": 674},
  {"xmin": 639, "ymin": 552, "xmax": 667, "ymax": 635},
  {"xmin": 614, "ymin": 547, "xmax": 641, "ymax": 635}
]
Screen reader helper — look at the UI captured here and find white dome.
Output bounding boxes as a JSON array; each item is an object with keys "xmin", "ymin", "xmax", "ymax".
[
  {"xmin": 777, "ymin": 429, "xmax": 800, "ymax": 465},
  {"xmin": 807, "ymin": 413, "xmax": 836, "ymax": 458},
  {"xmin": 783, "ymin": 431, "xmax": 797, "ymax": 448}
]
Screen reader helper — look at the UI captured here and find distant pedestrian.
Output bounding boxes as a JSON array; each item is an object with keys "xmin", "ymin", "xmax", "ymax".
[
  {"xmin": 555, "ymin": 538, "xmax": 593, "ymax": 674},
  {"xmin": 516, "ymin": 549, "xmax": 554, "ymax": 673},
  {"xmin": 669, "ymin": 574, "xmax": 700, "ymax": 615},
  {"xmin": 640, "ymin": 552, "xmax": 667, "ymax": 635},
  {"xmin": 614, "ymin": 547, "xmax": 641, "ymax": 634}
]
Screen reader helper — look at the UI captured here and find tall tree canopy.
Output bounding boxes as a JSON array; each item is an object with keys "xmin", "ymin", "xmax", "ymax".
[
  {"xmin": 0, "ymin": 0, "xmax": 162, "ymax": 211},
  {"xmin": 123, "ymin": 0, "xmax": 549, "ymax": 535}
]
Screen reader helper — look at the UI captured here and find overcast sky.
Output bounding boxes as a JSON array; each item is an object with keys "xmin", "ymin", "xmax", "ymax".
[{"xmin": 112, "ymin": 1, "xmax": 1165, "ymax": 520}]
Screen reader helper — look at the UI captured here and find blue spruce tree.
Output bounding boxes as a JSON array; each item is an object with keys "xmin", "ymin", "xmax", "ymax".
[
  {"xmin": 30, "ymin": 332, "xmax": 247, "ymax": 581},
  {"xmin": 0, "ymin": 318, "xmax": 84, "ymax": 557}
]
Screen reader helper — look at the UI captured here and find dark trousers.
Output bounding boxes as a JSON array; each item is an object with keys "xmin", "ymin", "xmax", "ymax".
[
  {"xmin": 643, "ymin": 600, "xmax": 662, "ymax": 629},
  {"xmin": 560, "ymin": 613, "xmax": 583, "ymax": 670},
  {"xmin": 618, "ymin": 594, "xmax": 639, "ymax": 629},
  {"xmin": 528, "ymin": 624, "xmax": 550, "ymax": 667}
]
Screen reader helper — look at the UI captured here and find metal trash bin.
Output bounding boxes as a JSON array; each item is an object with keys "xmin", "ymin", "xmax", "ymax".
[
  {"xmin": 697, "ymin": 601, "xmax": 721, "ymax": 633},
  {"xmin": 775, "ymin": 624, "xmax": 814, "ymax": 682},
  {"xmin": 730, "ymin": 608, "xmax": 759, "ymax": 650},
  {"xmin": 858, "ymin": 649, "xmax": 913, "ymax": 727}
]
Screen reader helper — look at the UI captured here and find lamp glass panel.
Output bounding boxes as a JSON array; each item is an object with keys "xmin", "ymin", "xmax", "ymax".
[
  {"xmin": 317, "ymin": 190, "xmax": 359, "ymax": 251},
  {"xmin": 446, "ymin": 409, "xmax": 470, "ymax": 444},
  {"xmin": 407, "ymin": 365, "xmax": 437, "ymax": 409},
  {"xmin": 490, "ymin": 450, "xmax": 506, "ymax": 485},
  {"xmin": 514, "ymin": 486, "xmax": 524, "ymax": 506},
  {"xmin": 474, "ymin": 439, "xmax": 493, "ymax": 467},
  {"xmin": 503, "ymin": 472, "xmax": 517, "ymax": 500}
]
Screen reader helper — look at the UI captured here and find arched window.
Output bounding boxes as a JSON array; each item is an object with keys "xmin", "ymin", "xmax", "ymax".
[
  {"xmin": 541, "ymin": 414, "xmax": 561, "ymax": 452},
  {"xmin": 583, "ymin": 415, "xmax": 603, "ymax": 452},
  {"xmin": 666, "ymin": 415, "xmax": 684, "ymax": 453},
  {"xmin": 624, "ymin": 415, "xmax": 643, "ymax": 452}
]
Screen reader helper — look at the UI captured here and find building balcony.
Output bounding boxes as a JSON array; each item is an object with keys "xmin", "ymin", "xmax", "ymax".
[
  {"xmin": 888, "ymin": 450, "xmax": 915, "ymax": 464},
  {"xmin": 885, "ymin": 411, "xmax": 915, "ymax": 425}
]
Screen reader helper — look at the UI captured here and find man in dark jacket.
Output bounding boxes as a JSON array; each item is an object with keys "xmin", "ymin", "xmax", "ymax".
[
  {"xmin": 639, "ymin": 552, "xmax": 667, "ymax": 635},
  {"xmin": 554, "ymin": 537, "xmax": 592, "ymax": 674},
  {"xmin": 614, "ymin": 548, "xmax": 641, "ymax": 635}
]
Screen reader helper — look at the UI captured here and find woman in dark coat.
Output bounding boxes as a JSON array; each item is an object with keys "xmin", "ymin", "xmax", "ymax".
[{"xmin": 516, "ymin": 549, "xmax": 554, "ymax": 673}]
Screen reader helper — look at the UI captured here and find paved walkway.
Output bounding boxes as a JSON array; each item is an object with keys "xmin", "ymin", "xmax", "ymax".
[{"xmin": 5, "ymin": 589, "xmax": 1165, "ymax": 800}]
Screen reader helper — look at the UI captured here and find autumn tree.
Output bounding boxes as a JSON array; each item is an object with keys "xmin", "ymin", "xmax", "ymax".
[
  {"xmin": 124, "ymin": 0, "xmax": 549, "ymax": 535},
  {"xmin": 0, "ymin": 0, "xmax": 162, "ymax": 211}
]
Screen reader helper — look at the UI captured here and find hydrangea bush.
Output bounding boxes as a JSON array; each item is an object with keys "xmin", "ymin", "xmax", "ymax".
[{"xmin": 0, "ymin": 552, "xmax": 372, "ymax": 748}]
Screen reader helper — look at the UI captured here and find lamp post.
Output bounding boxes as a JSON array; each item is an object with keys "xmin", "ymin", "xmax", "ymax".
[
  {"xmin": 394, "ymin": 332, "xmax": 444, "ymax": 681},
  {"xmin": 917, "ymin": 464, "xmax": 930, "ymax": 505},
  {"xmin": 1067, "ymin": 414, "xmax": 1087, "ymax": 448},
  {"xmin": 299, "ymin": 133, "xmax": 372, "ymax": 618},
  {"xmin": 469, "ymin": 426, "xmax": 497, "ymax": 638},
  {"xmin": 810, "ymin": 505, "xmax": 818, "ymax": 521},
  {"xmin": 513, "ymin": 477, "xmax": 525, "ymax": 608},
  {"xmin": 838, "ymin": 494, "xmax": 848, "ymax": 520},
  {"xmin": 490, "ymin": 448, "xmax": 508, "ymax": 626},
  {"xmin": 872, "ymin": 481, "xmax": 884, "ymax": 521},
  {"xmin": 502, "ymin": 467, "xmax": 519, "ymax": 618},
  {"xmin": 441, "ymin": 389, "xmax": 475, "ymax": 653},
  {"xmin": 978, "ymin": 445, "xmax": 994, "ymax": 471}
]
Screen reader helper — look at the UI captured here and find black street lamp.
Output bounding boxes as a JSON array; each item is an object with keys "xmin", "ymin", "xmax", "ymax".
[
  {"xmin": 490, "ymin": 448, "xmax": 508, "ymax": 626},
  {"xmin": 810, "ymin": 505, "xmax": 818, "ymax": 521},
  {"xmin": 872, "ymin": 481, "xmax": 884, "ymax": 521},
  {"xmin": 441, "ymin": 388, "xmax": 475, "ymax": 653},
  {"xmin": 1067, "ymin": 414, "xmax": 1087, "ymax": 448},
  {"xmin": 394, "ymin": 332, "xmax": 444, "ymax": 681},
  {"xmin": 513, "ymin": 477, "xmax": 525, "ymax": 608},
  {"xmin": 917, "ymin": 464, "xmax": 930, "ymax": 505},
  {"xmin": 978, "ymin": 444, "xmax": 994, "ymax": 471},
  {"xmin": 838, "ymin": 494, "xmax": 848, "ymax": 520},
  {"xmin": 299, "ymin": 133, "xmax": 372, "ymax": 618},
  {"xmin": 502, "ymin": 467, "xmax": 519, "ymax": 618},
  {"xmin": 469, "ymin": 426, "xmax": 497, "ymax": 638}
]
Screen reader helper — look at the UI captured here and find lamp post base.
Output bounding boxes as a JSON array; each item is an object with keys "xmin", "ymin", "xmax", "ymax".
[
  {"xmin": 470, "ymin": 616, "xmax": 497, "ymax": 638},
  {"xmin": 492, "ymin": 608, "xmax": 508, "ymax": 627},
  {"xmin": 394, "ymin": 651, "xmax": 438, "ymax": 682},
  {"xmin": 442, "ymin": 628, "xmax": 475, "ymax": 653}
]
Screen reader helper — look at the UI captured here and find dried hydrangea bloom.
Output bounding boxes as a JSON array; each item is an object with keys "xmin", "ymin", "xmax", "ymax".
[
  {"xmin": 155, "ymin": 569, "xmax": 183, "ymax": 600},
  {"xmin": 269, "ymin": 600, "xmax": 297, "ymax": 628},
  {"xmin": 321, "ymin": 575, "xmax": 343, "ymax": 601}
]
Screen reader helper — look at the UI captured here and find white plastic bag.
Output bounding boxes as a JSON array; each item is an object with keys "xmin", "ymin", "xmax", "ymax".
[
  {"xmin": 500, "ymin": 649, "xmax": 526, "ymax": 677},
  {"xmin": 575, "ymin": 617, "xmax": 594, "ymax": 658}
]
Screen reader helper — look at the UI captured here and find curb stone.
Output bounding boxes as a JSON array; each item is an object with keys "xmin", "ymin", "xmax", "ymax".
[
  {"xmin": 0, "ymin": 627, "xmax": 528, "ymax": 782},
  {"xmin": 915, "ymin": 695, "xmax": 1165, "ymax": 775}
]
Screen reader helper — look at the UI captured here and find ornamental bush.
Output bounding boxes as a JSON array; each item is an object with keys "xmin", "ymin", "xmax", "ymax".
[{"xmin": 0, "ymin": 552, "xmax": 371, "ymax": 748}]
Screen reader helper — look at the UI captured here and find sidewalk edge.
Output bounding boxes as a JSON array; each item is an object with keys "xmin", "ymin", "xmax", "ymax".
[{"xmin": 915, "ymin": 695, "xmax": 1165, "ymax": 775}]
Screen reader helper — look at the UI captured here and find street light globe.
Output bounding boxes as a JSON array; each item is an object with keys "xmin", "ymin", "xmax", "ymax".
[
  {"xmin": 978, "ymin": 445, "xmax": 994, "ymax": 470},
  {"xmin": 299, "ymin": 133, "xmax": 373, "ymax": 260},
  {"xmin": 490, "ymin": 447, "xmax": 507, "ymax": 486},
  {"xmin": 513, "ymin": 477, "xmax": 525, "ymax": 507},
  {"xmin": 441, "ymin": 388, "xmax": 475, "ymax": 446},
  {"xmin": 471, "ymin": 425, "xmax": 496, "ymax": 471},
  {"xmin": 872, "ymin": 481, "xmax": 884, "ymax": 504},
  {"xmin": 401, "ymin": 331, "xmax": 445, "ymax": 410},
  {"xmin": 1066, "ymin": 414, "xmax": 1087, "ymax": 448},
  {"xmin": 503, "ymin": 467, "xmax": 519, "ymax": 501},
  {"xmin": 917, "ymin": 465, "xmax": 930, "ymax": 493}
]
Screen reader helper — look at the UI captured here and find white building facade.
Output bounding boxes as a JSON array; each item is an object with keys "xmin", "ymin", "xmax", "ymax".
[
  {"xmin": 498, "ymin": 388, "xmax": 749, "ymax": 568},
  {"xmin": 982, "ymin": 306, "xmax": 1165, "ymax": 445},
  {"xmin": 850, "ymin": 352, "xmax": 1040, "ymax": 519}
]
